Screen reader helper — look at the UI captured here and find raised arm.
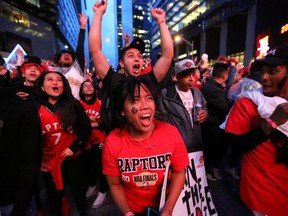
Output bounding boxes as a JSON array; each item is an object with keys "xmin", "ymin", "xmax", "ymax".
[
  {"xmin": 151, "ymin": 8, "xmax": 174, "ymax": 83},
  {"xmin": 89, "ymin": 0, "xmax": 110, "ymax": 80},
  {"xmin": 76, "ymin": 12, "xmax": 88, "ymax": 73},
  {"xmin": 123, "ymin": 31, "xmax": 131, "ymax": 47}
]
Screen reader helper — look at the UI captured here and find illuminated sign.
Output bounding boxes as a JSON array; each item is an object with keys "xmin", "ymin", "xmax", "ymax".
[
  {"xmin": 256, "ymin": 35, "xmax": 269, "ymax": 59},
  {"xmin": 281, "ymin": 23, "xmax": 288, "ymax": 34}
]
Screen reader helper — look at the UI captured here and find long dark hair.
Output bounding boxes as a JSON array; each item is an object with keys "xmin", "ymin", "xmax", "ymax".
[
  {"xmin": 110, "ymin": 75, "xmax": 161, "ymax": 131},
  {"xmin": 34, "ymin": 71, "xmax": 78, "ymax": 132},
  {"xmin": 79, "ymin": 80, "xmax": 97, "ymax": 103}
]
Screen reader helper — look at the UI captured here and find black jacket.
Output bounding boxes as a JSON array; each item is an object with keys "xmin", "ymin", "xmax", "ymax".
[
  {"xmin": 201, "ymin": 79, "xmax": 231, "ymax": 125},
  {"xmin": 0, "ymin": 87, "xmax": 42, "ymax": 215},
  {"xmin": 158, "ymin": 84, "xmax": 207, "ymax": 153}
]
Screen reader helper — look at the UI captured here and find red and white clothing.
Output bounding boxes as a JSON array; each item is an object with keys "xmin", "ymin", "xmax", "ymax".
[
  {"xmin": 39, "ymin": 105, "xmax": 78, "ymax": 190},
  {"xmin": 80, "ymin": 99, "xmax": 106, "ymax": 149},
  {"xmin": 224, "ymin": 97, "xmax": 288, "ymax": 216},
  {"xmin": 103, "ymin": 120, "xmax": 189, "ymax": 213}
]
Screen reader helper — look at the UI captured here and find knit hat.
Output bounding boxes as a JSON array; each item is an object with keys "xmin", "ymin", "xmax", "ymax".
[
  {"xmin": 119, "ymin": 37, "xmax": 145, "ymax": 60},
  {"xmin": 175, "ymin": 59, "xmax": 198, "ymax": 74}
]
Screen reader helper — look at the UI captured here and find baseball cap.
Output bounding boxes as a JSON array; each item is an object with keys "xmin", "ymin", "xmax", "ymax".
[
  {"xmin": 20, "ymin": 56, "xmax": 45, "ymax": 73},
  {"xmin": 255, "ymin": 45, "xmax": 288, "ymax": 67},
  {"xmin": 175, "ymin": 59, "xmax": 198, "ymax": 74},
  {"xmin": 119, "ymin": 37, "xmax": 145, "ymax": 60}
]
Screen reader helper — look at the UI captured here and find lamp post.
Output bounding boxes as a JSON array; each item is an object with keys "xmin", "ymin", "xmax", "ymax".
[{"xmin": 175, "ymin": 35, "xmax": 194, "ymax": 59}]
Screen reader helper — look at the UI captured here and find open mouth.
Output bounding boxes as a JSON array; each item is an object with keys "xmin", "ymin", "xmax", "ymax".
[
  {"xmin": 140, "ymin": 113, "xmax": 152, "ymax": 126},
  {"xmin": 52, "ymin": 87, "xmax": 59, "ymax": 92},
  {"xmin": 132, "ymin": 64, "xmax": 141, "ymax": 73}
]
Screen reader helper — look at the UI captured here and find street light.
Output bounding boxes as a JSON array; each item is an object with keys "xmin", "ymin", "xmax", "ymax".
[{"xmin": 174, "ymin": 35, "xmax": 194, "ymax": 59}]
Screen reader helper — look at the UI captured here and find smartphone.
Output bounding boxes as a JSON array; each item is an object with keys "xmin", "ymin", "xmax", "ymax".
[{"xmin": 147, "ymin": 208, "xmax": 160, "ymax": 216}]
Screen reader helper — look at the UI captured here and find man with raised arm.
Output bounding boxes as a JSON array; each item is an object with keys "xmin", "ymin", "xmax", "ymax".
[{"xmin": 89, "ymin": 0, "xmax": 173, "ymax": 96}]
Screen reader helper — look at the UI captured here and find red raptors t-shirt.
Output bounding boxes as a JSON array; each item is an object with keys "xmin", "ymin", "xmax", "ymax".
[
  {"xmin": 80, "ymin": 100, "xmax": 106, "ymax": 148},
  {"xmin": 103, "ymin": 120, "xmax": 189, "ymax": 213},
  {"xmin": 39, "ymin": 105, "xmax": 76, "ymax": 161},
  {"xmin": 224, "ymin": 97, "xmax": 288, "ymax": 216}
]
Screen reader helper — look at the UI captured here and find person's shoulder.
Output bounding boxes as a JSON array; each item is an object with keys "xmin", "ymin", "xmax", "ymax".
[
  {"xmin": 141, "ymin": 70, "xmax": 158, "ymax": 83},
  {"xmin": 107, "ymin": 129, "xmax": 125, "ymax": 139},
  {"xmin": 192, "ymin": 87, "xmax": 202, "ymax": 94},
  {"xmin": 234, "ymin": 97, "xmax": 256, "ymax": 107}
]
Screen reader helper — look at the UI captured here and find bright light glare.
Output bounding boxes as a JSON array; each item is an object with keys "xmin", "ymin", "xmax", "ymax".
[{"xmin": 174, "ymin": 35, "xmax": 181, "ymax": 42}]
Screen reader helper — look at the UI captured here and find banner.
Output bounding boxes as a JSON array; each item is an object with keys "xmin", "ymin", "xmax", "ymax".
[{"xmin": 160, "ymin": 151, "xmax": 218, "ymax": 216}]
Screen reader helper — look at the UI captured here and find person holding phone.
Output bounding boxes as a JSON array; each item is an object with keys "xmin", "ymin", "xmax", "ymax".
[{"xmin": 102, "ymin": 76, "xmax": 189, "ymax": 216}]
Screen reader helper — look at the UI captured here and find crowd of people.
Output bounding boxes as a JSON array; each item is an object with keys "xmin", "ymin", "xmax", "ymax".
[{"xmin": 0, "ymin": 0, "xmax": 288, "ymax": 216}]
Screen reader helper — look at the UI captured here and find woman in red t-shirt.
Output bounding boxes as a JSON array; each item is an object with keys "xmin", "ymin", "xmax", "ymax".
[
  {"xmin": 34, "ymin": 71, "xmax": 91, "ymax": 216},
  {"xmin": 79, "ymin": 80, "xmax": 109, "ymax": 208},
  {"xmin": 102, "ymin": 76, "xmax": 189, "ymax": 216}
]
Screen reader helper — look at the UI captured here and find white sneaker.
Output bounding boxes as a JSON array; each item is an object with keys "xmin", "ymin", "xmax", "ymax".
[
  {"xmin": 225, "ymin": 167, "xmax": 240, "ymax": 180},
  {"xmin": 92, "ymin": 192, "xmax": 107, "ymax": 208},
  {"xmin": 86, "ymin": 186, "xmax": 97, "ymax": 199},
  {"xmin": 211, "ymin": 168, "xmax": 223, "ymax": 181}
]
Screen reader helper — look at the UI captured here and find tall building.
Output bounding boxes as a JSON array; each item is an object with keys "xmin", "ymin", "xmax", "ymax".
[
  {"xmin": 114, "ymin": 0, "xmax": 151, "ymax": 66},
  {"xmin": 151, "ymin": 0, "xmax": 288, "ymax": 66},
  {"xmin": 0, "ymin": 0, "xmax": 89, "ymax": 65},
  {"xmin": 0, "ymin": 0, "xmax": 56, "ymax": 60},
  {"xmin": 0, "ymin": 0, "xmax": 153, "ymax": 69},
  {"xmin": 132, "ymin": 0, "xmax": 151, "ymax": 58}
]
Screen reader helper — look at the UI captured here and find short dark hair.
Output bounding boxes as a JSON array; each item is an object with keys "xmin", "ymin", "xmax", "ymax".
[{"xmin": 212, "ymin": 62, "xmax": 229, "ymax": 78}]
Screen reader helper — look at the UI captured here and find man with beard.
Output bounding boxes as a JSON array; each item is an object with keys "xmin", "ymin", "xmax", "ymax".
[{"xmin": 222, "ymin": 45, "xmax": 288, "ymax": 216}]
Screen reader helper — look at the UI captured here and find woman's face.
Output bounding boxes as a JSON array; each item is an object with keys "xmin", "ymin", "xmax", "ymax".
[
  {"xmin": 82, "ymin": 81, "xmax": 94, "ymax": 95},
  {"xmin": 122, "ymin": 84, "xmax": 155, "ymax": 139},
  {"xmin": 41, "ymin": 72, "xmax": 64, "ymax": 104}
]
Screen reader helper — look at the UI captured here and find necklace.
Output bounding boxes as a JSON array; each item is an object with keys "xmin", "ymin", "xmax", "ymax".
[{"xmin": 176, "ymin": 85, "xmax": 192, "ymax": 100}]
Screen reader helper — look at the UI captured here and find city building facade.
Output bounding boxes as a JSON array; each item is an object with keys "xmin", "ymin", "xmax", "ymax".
[
  {"xmin": 0, "ymin": 0, "xmax": 89, "ymax": 66},
  {"xmin": 150, "ymin": 0, "xmax": 288, "ymax": 67}
]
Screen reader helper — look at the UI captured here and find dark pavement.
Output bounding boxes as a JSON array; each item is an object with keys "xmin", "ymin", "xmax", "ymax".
[
  {"xmin": 208, "ymin": 172, "xmax": 252, "ymax": 216},
  {"xmin": 40, "ymin": 157, "xmax": 252, "ymax": 216},
  {"xmin": 39, "ymin": 174, "xmax": 252, "ymax": 216}
]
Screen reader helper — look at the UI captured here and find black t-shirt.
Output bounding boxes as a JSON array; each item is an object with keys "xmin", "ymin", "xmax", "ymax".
[
  {"xmin": 102, "ymin": 67, "xmax": 159, "ymax": 98},
  {"xmin": 100, "ymin": 67, "xmax": 159, "ymax": 131}
]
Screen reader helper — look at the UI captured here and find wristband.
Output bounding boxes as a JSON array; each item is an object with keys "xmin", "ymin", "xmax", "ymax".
[
  {"xmin": 157, "ymin": 19, "xmax": 166, "ymax": 25},
  {"xmin": 265, "ymin": 118, "xmax": 278, "ymax": 129},
  {"xmin": 125, "ymin": 211, "xmax": 134, "ymax": 216}
]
